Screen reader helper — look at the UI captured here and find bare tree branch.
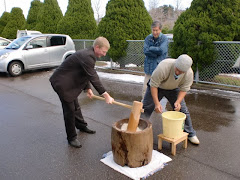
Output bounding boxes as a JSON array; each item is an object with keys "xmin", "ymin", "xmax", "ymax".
[
  {"xmin": 149, "ymin": 0, "xmax": 159, "ymax": 10},
  {"xmin": 93, "ymin": 0, "xmax": 102, "ymax": 24}
]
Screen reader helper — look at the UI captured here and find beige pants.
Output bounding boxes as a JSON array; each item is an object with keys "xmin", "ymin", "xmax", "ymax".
[{"xmin": 142, "ymin": 74, "xmax": 151, "ymax": 100}]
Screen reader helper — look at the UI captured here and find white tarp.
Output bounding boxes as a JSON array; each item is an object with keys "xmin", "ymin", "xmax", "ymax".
[{"xmin": 101, "ymin": 150, "xmax": 172, "ymax": 180}]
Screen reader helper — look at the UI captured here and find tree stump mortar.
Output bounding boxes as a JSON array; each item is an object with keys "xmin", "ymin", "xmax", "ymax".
[{"xmin": 111, "ymin": 118, "xmax": 153, "ymax": 168}]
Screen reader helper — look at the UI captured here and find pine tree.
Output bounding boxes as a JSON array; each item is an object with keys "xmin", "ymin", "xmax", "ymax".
[
  {"xmin": 26, "ymin": 0, "xmax": 43, "ymax": 30},
  {"xmin": 57, "ymin": 0, "xmax": 97, "ymax": 39},
  {"xmin": 97, "ymin": 0, "xmax": 152, "ymax": 61},
  {"xmin": 1, "ymin": 8, "xmax": 26, "ymax": 39},
  {"xmin": 35, "ymin": 0, "xmax": 63, "ymax": 33},
  {"xmin": 171, "ymin": 0, "xmax": 240, "ymax": 72},
  {"xmin": 0, "ymin": 12, "xmax": 10, "ymax": 36}
]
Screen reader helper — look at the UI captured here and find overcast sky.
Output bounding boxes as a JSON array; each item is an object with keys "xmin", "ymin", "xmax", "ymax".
[{"xmin": 0, "ymin": 0, "xmax": 193, "ymax": 19}]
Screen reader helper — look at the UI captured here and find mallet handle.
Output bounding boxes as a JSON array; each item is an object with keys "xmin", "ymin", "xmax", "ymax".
[{"xmin": 92, "ymin": 95, "xmax": 132, "ymax": 109}]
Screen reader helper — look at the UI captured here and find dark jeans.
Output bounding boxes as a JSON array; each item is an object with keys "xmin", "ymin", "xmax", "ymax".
[
  {"xmin": 59, "ymin": 98, "xmax": 88, "ymax": 141},
  {"xmin": 141, "ymin": 86, "xmax": 196, "ymax": 137}
]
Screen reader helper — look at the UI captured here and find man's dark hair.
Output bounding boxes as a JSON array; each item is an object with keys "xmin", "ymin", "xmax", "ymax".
[{"xmin": 151, "ymin": 21, "xmax": 162, "ymax": 30}]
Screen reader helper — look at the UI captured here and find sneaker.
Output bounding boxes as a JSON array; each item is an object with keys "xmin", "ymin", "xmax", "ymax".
[
  {"xmin": 188, "ymin": 136, "xmax": 200, "ymax": 145},
  {"xmin": 68, "ymin": 139, "xmax": 82, "ymax": 148}
]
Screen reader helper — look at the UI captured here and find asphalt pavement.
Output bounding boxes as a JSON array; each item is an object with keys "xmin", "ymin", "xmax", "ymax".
[{"xmin": 0, "ymin": 69, "xmax": 240, "ymax": 180}]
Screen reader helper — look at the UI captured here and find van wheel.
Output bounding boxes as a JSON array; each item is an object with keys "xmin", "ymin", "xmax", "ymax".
[{"xmin": 8, "ymin": 61, "xmax": 23, "ymax": 76}]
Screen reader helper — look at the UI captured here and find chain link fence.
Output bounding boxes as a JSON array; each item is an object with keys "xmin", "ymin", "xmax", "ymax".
[
  {"xmin": 73, "ymin": 39, "xmax": 111, "ymax": 61},
  {"xmin": 196, "ymin": 41, "xmax": 240, "ymax": 88},
  {"xmin": 73, "ymin": 39, "xmax": 240, "ymax": 88}
]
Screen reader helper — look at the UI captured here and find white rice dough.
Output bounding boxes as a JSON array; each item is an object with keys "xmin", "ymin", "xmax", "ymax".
[{"xmin": 121, "ymin": 123, "xmax": 142, "ymax": 132}]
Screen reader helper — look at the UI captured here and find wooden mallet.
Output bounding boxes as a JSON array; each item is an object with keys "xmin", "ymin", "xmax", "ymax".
[{"xmin": 92, "ymin": 95, "xmax": 144, "ymax": 132}]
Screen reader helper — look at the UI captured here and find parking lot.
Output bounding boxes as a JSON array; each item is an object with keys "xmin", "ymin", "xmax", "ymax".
[{"xmin": 0, "ymin": 69, "xmax": 240, "ymax": 180}]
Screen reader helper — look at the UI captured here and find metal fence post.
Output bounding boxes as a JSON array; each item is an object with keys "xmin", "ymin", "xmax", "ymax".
[
  {"xmin": 195, "ymin": 65, "xmax": 199, "ymax": 83},
  {"xmin": 110, "ymin": 58, "xmax": 113, "ymax": 70}
]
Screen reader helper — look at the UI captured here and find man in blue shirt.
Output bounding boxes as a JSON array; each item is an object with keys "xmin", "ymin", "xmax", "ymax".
[{"xmin": 142, "ymin": 21, "xmax": 169, "ymax": 100}]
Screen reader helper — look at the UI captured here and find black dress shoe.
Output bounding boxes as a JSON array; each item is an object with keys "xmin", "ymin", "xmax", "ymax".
[
  {"xmin": 68, "ymin": 139, "xmax": 82, "ymax": 148},
  {"xmin": 79, "ymin": 127, "xmax": 96, "ymax": 134}
]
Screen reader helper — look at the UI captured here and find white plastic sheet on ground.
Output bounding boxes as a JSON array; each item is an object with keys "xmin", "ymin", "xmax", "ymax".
[{"xmin": 100, "ymin": 150, "xmax": 172, "ymax": 180}]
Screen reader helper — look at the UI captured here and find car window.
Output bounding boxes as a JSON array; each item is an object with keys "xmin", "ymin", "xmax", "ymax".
[
  {"xmin": 0, "ymin": 39, "xmax": 10, "ymax": 46},
  {"xmin": 6, "ymin": 36, "xmax": 31, "ymax": 49},
  {"xmin": 49, "ymin": 36, "xmax": 66, "ymax": 46},
  {"xmin": 28, "ymin": 37, "xmax": 47, "ymax": 49},
  {"xmin": 20, "ymin": 33, "xmax": 26, "ymax": 37}
]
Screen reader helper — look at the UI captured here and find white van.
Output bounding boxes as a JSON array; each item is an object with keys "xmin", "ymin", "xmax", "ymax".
[{"xmin": 17, "ymin": 30, "xmax": 42, "ymax": 38}]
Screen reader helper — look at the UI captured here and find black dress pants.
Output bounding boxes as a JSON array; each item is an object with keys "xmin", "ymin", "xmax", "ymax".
[{"xmin": 60, "ymin": 98, "xmax": 88, "ymax": 141}]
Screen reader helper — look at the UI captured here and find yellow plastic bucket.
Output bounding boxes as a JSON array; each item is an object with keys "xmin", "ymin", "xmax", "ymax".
[{"xmin": 162, "ymin": 111, "xmax": 186, "ymax": 139}]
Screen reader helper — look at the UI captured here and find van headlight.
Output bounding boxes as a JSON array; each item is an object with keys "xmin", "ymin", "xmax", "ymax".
[{"xmin": 0, "ymin": 53, "xmax": 9, "ymax": 60}]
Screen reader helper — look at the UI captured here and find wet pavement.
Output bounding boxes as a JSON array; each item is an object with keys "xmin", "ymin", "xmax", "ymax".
[{"xmin": 0, "ymin": 69, "xmax": 240, "ymax": 180}]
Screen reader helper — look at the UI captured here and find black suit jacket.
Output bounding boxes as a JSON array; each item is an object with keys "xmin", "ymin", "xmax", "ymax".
[{"xmin": 50, "ymin": 47, "xmax": 106, "ymax": 102}]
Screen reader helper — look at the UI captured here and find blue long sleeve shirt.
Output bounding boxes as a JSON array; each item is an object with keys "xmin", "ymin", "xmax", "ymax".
[{"xmin": 143, "ymin": 33, "xmax": 168, "ymax": 75}]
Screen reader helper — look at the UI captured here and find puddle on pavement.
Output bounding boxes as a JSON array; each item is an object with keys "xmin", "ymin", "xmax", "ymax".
[{"xmin": 184, "ymin": 93, "xmax": 239, "ymax": 132}]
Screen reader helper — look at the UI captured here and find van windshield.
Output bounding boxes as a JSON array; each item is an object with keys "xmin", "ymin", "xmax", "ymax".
[{"xmin": 5, "ymin": 37, "xmax": 31, "ymax": 50}]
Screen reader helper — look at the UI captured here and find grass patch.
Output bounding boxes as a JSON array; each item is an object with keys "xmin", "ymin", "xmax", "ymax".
[
  {"xmin": 124, "ymin": 66, "xmax": 144, "ymax": 72},
  {"xmin": 96, "ymin": 61, "xmax": 108, "ymax": 66},
  {"xmin": 213, "ymin": 74, "xmax": 240, "ymax": 86}
]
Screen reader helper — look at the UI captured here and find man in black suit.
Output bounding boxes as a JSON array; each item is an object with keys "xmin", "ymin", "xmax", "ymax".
[{"xmin": 50, "ymin": 37, "xmax": 114, "ymax": 148}]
